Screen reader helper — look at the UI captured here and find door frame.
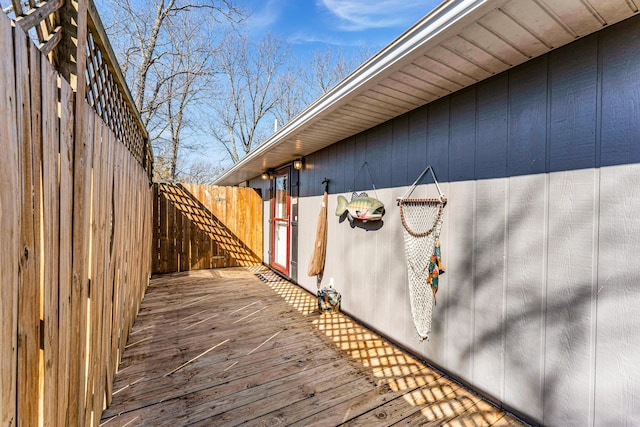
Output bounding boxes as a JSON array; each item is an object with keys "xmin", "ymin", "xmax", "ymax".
[{"xmin": 270, "ymin": 166, "xmax": 291, "ymax": 276}]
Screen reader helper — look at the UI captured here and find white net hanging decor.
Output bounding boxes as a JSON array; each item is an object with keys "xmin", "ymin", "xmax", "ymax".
[{"xmin": 397, "ymin": 166, "xmax": 447, "ymax": 340}]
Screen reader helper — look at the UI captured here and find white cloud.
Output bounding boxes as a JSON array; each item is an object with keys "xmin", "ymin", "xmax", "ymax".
[
  {"xmin": 245, "ymin": 0, "xmax": 286, "ymax": 32},
  {"xmin": 318, "ymin": 0, "xmax": 432, "ymax": 31},
  {"xmin": 287, "ymin": 31, "xmax": 362, "ymax": 47}
]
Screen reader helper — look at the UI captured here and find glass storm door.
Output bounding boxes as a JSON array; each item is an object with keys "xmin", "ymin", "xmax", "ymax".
[{"xmin": 271, "ymin": 168, "xmax": 290, "ymax": 275}]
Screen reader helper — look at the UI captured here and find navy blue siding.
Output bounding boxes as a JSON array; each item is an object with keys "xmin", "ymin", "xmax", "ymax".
[
  {"xmin": 508, "ymin": 56, "xmax": 548, "ymax": 177},
  {"xmin": 407, "ymin": 106, "xmax": 428, "ymax": 184},
  {"xmin": 600, "ymin": 16, "xmax": 640, "ymax": 167},
  {"xmin": 449, "ymin": 87, "xmax": 477, "ymax": 181},
  {"xmin": 427, "ymin": 97, "xmax": 450, "ymax": 183},
  {"xmin": 342, "ymin": 136, "xmax": 356, "ymax": 195},
  {"xmin": 476, "ymin": 74, "xmax": 508, "ymax": 180},
  {"xmin": 326, "ymin": 143, "xmax": 338, "ymax": 193},
  {"xmin": 291, "ymin": 15, "xmax": 640, "ymax": 198},
  {"xmin": 549, "ymin": 36, "xmax": 598, "ymax": 172},
  {"xmin": 392, "ymin": 114, "xmax": 409, "ymax": 188},
  {"xmin": 249, "ymin": 175, "xmax": 271, "ymax": 201},
  {"xmin": 334, "ymin": 140, "xmax": 346, "ymax": 194},
  {"xmin": 352, "ymin": 133, "xmax": 367, "ymax": 191}
]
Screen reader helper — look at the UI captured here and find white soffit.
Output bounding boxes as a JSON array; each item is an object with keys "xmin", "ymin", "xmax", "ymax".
[{"xmin": 215, "ymin": 0, "xmax": 639, "ymax": 186}]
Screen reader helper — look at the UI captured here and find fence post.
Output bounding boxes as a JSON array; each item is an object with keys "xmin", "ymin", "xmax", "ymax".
[{"xmin": 69, "ymin": 1, "xmax": 90, "ymax": 425}]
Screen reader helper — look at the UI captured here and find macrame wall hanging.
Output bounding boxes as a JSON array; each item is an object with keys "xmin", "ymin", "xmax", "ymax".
[{"xmin": 397, "ymin": 166, "xmax": 447, "ymax": 340}]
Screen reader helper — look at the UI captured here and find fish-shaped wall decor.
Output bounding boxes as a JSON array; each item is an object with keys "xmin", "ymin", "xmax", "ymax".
[{"xmin": 336, "ymin": 192, "xmax": 385, "ymax": 222}]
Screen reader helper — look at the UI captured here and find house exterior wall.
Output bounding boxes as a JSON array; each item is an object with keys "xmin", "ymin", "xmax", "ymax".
[{"xmin": 250, "ymin": 15, "xmax": 640, "ymax": 426}]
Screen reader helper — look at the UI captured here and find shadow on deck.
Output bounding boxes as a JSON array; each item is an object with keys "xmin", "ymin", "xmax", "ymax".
[{"xmin": 100, "ymin": 267, "xmax": 525, "ymax": 426}]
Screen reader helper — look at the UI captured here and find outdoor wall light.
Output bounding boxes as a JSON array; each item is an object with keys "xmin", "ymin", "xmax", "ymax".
[
  {"xmin": 261, "ymin": 171, "xmax": 270, "ymax": 180},
  {"xmin": 293, "ymin": 158, "xmax": 304, "ymax": 170}
]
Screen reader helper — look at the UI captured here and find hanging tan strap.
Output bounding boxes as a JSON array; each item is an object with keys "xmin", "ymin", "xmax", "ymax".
[{"xmin": 308, "ymin": 179, "xmax": 329, "ymax": 277}]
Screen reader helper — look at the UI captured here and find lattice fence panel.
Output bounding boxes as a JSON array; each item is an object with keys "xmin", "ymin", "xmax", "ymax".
[{"xmin": 85, "ymin": 29, "xmax": 151, "ymax": 177}]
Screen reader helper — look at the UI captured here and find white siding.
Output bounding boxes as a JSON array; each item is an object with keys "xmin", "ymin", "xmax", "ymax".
[
  {"xmin": 594, "ymin": 165, "xmax": 640, "ymax": 426},
  {"xmin": 292, "ymin": 163, "xmax": 640, "ymax": 425}
]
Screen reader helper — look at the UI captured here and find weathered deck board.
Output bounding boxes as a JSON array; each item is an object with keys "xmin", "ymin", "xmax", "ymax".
[{"xmin": 101, "ymin": 268, "xmax": 525, "ymax": 426}]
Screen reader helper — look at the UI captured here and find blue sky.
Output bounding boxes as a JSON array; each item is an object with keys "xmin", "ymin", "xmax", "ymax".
[
  {"xmin": 88, "ymin": 0, "xmax": 443, "ymax": 171},
  {"xmin": 240, "ymin": 0, "xmax": 442, "ymax": 59}
]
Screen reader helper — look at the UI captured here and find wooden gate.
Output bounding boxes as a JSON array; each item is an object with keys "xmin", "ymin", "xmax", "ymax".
[{"xmin": 153, "ymin": 183, "xmax": 263, "ymax": 273}]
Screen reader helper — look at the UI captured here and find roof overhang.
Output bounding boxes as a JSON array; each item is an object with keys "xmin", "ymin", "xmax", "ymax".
[{"xmin": 215, "ymin": 0, "xmax": 638, "ymax": 186}]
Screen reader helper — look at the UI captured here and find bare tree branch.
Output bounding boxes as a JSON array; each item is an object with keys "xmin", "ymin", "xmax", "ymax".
[
  {"xmin": 99, "ymin": 0, "xmax": 244, "ymax": 181},
  {"xmin": 209, "ymin": 30, "xmax": 289, "ymax": 163}
]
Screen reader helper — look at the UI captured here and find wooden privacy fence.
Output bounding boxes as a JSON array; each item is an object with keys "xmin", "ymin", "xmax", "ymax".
[
  {"xmin": 153, "ymin": 183, "xmax": 263, "ymax": 273},
  {"xmin": 1, "ymin": 2, "xmax": 152, "ymax": 426}
]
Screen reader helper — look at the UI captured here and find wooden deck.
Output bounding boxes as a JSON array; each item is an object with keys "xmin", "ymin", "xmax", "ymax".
[{"xmin": 100, "ymin": 267, "xmax": 525, "ymax": 426}]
